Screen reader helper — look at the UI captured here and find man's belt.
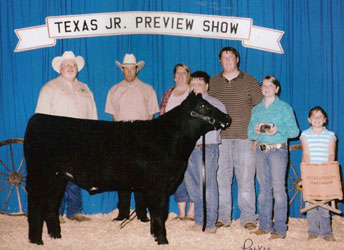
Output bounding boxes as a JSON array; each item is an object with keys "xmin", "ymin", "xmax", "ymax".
[
  {"xmin": 195, "ymin": 143, "xmax": 215, "ymax": 148},
  {"xmin": 257, "ymin": 142, "xmax": 288, "ymax": 153}
]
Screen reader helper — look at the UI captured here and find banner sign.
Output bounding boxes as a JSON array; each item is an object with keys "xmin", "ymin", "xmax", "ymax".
[{"xmin": 14, "ymin": 11, "xmax": 284, "ymax": 54}]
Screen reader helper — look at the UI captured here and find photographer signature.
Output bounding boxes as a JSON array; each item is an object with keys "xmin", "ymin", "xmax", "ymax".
[{"xmin": 242, "ymin": 238, "xmax": 271, "ymax": 250}]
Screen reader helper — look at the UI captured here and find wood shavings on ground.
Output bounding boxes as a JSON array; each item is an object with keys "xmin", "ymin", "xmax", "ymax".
[{"xmin": 0, "ymin": 211, "xmax": 343, "ymax": 250}]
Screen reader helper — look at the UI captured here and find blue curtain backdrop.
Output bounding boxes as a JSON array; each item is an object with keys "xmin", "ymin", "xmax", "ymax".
[{"xmin": 1, "ymin": 0, "xmax": 343, "ymax": 217}]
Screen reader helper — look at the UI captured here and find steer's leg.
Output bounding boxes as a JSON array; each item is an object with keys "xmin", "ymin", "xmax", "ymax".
[
  {"xmin": 150, "ymin": 215, "xmax": 155, "ymax": 239},
  {"xmin": 28, "ymin": 199, "xmax": 44, "ymax": 244},
  {"xmin": 27, "ymin": 164, "xmax": 47, "ymax": 245},
  {"xmin": 27, "ymin": 188, "xmax": 45, "ymax": 245},
  {"xmin": 46, "ymin": 181, "xmax": 66, "ymax": 239},
  {"xmin": 147, "ymin": 194, "xmax": 169, "ymax": 245}
]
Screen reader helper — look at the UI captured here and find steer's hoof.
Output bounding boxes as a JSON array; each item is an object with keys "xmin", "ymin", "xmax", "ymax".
[
  {"xmin": 49, "ymin": 233, "xmax": 61, "ymax": 239},
  {"xmin": 157, "ymin": 237, "xmax": 168, "ymax": 245},
  {"xmin": 30, "ymin": 238, "xmax": 43, "ymax": 245}
]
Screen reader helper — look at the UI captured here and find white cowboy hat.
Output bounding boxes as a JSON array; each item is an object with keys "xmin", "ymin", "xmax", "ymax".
[
  {"xmin": 115, "ymin": 53, "xmax": 145, "ymax": 71},
  {"xmin": 52, "ymin": 51, "xmax": 85, "ymax": 73}
]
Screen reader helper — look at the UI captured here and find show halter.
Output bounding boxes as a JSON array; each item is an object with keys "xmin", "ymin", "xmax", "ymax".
[{"xmin": 190, "ymin": 111, "xmax": 216, "ymax": 128}]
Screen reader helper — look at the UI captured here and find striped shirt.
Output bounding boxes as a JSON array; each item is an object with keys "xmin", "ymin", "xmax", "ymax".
[
  {"xmin": 300, "ymin": 127, "xmax": 336, "ymax": 163},
  {"xmin": 209, "ymin": 71, "xmax": 263, "ymax": 139}
]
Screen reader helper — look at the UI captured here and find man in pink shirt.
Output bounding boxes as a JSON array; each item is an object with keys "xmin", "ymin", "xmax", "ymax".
[
  {"xmin": 35, "ymin": 51, "xmax": 97, "ymax": 222},
  {"xmin": 105, "ymin": 53, "xmax": 159, "ymax": 222}
]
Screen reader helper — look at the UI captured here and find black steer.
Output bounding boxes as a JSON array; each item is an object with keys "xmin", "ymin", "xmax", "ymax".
[{"xmin": 24, "ymin": 92, "xmax": 231, "ymax": 245}]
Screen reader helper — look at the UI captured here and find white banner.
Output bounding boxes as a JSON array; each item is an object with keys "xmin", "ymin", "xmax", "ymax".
[{"xmin": 14, "ymin": 11, "xmax": 284, "ymax": 54}]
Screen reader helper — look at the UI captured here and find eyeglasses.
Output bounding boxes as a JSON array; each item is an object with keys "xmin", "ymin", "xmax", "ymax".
[{"xmin": 61, "ymin": 63, "xmax": 77, "ymax": 68}]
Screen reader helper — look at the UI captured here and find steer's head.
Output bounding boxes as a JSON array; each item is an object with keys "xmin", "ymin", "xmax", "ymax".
[{"xmin": 182, "ymin": 92, "xmax": 231, "ymax": 134}]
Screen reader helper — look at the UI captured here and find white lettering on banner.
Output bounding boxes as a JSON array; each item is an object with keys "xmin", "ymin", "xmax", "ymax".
[{"xmin": 14, "ymin": 11, "xmax": 284, "ymax": 54}]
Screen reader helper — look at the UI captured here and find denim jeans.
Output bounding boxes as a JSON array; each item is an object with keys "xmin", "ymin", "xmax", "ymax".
[
  {"xmin": 217, "ymin": 139, "xmax": 257, "ymax": 226},
  {"xmin": 256, "ymin": 146, "xmax": 288, "ymax": 237},
  {"xmin": 307, "ymin": 205, "xmax": 332, "ymax": 237},
  {"xmin": 174, "ymin": 179, "xmax": 191, "ymax": 203},
  {"xmin": 184, "ymin": 144, "xmax": 219, "ymax": 229},
  {"xmin": 59, "ymin": 181, "xmax": 82, "ymax": 217}
]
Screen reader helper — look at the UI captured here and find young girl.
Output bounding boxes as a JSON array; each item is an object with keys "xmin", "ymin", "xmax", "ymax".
[
  {"xmin": 248, "ymin": 75, "xmax": 299, "ymax": 239},
  {"xmin": 300, "ymin": 106, "xmax": 337, "ymax": 241}
]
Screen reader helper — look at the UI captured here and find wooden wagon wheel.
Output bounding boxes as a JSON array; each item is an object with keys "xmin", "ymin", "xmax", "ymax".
[
  {"xmin": 287, "ymin": 144, "xmax": 303, "ymax": 217},
  {"xmin": 0, "ymin": 138, "xmax": 27, "ymax": 215}
]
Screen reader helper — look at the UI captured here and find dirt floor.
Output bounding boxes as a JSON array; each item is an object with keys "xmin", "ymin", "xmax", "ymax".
[{"xmin": 0, "ymin": 211, "xmax": 343, "ymax": 250}]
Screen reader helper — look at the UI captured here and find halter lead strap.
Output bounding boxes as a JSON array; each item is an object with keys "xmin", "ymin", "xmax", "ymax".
[
  {"xmin": 201, "ymin": 134, "xmax": 207, "ymax": 232},
  {"xmin": 190, "ymin": 110, "xmax": 210, "ymax": 231}
]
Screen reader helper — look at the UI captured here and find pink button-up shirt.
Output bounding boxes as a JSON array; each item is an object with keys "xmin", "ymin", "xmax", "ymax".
[
  {"xmin": 105, "ymin": 78, "xmax": 159, "ymax": 121},
  {"xmin": 35, "ymin": 76, "xmax": 98, "ymax": 120}
]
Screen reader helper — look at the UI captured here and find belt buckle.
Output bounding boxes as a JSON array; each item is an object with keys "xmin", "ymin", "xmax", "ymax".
[{"xmin": 259, "ymin": 144, "xmax": 267, "ymax": 152}]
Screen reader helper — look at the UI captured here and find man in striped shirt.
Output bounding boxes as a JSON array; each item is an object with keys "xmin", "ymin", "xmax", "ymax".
[{"xmin": 209, "ymin": 47, "xmax": 263, "ymax": 230}]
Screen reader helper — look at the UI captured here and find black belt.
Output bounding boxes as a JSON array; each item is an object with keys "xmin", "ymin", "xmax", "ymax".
[{"xmin": 257, "ymin": 142, "xmax": 287, "ymax": 153}]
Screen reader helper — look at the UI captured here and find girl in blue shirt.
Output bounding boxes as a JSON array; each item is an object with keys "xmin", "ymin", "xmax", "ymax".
[
  {"xmin": 300, "ymin": 106, "xmax": 337, "ymax": 241},
  {"xmin": 248, "ymin": 75, "xmax": 299, "ymax": 239}
]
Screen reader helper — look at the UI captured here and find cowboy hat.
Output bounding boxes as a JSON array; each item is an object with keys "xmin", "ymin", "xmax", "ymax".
[
  {"xmin": 115, "ymin": 53, "xmax": 145, "ymax": 71},
  {"xmin": 52, "ymin": 51, "xmax": 85, "ymax": 73}
]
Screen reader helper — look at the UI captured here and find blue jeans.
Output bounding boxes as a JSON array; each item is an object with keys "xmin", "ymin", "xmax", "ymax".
[
  {"xmin": 307, "ymin": 206, "xmax": 332, "ymax": 237},
  {"xmin": 59, "ymin": 181, "xmax": 82, "ymax": 218},
  {"xmin": 217, "ymin": 139, "xmax": 257, "ymax": 226},
  {"xmin": 256, "ymin": 146, "xmax": 288, "ymax": 237},
  {"xmin": 174, "ymin": 179, "xmax": 191, "ymax": 203},
  {"xmin": 185, "ymin": 145, "xmax": 219, "ymax": 229}
]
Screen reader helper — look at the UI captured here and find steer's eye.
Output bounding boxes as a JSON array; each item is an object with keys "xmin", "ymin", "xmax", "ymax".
[
  {"xmin": 198, "ymin": 103, "xmax": 208, "ymax": 114},
  {"xmin": 198, "ymin": 104, "xmax": 206, "ymax": 111}
]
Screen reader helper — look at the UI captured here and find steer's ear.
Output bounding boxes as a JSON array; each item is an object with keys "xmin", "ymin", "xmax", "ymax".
[
  {"xmin": 184, "ymin": 91, "xmax": 201, "ymax": 106},
  {"xmin": 189, "ymin": 91, "xmax": 203, "ymax": 99},
  {"xmin": 189, "ymin": 90, "xmax": 197, "ymax": 97}
]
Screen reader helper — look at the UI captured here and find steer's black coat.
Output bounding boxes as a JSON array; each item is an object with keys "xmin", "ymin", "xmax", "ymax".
[{"xmin": 24, "ymin": 92, "xmax": 231, "ymax": 245}]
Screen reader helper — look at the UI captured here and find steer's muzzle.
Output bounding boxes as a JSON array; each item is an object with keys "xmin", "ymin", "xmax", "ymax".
[{"xmin": 219, "ymin": 114, "xmax": 231, "ymax": 130}]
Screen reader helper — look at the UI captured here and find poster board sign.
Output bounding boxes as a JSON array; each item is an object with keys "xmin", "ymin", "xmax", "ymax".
[{"xmin": 301, "ymin": 161, "xmax": 343, "ymax": 201}]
